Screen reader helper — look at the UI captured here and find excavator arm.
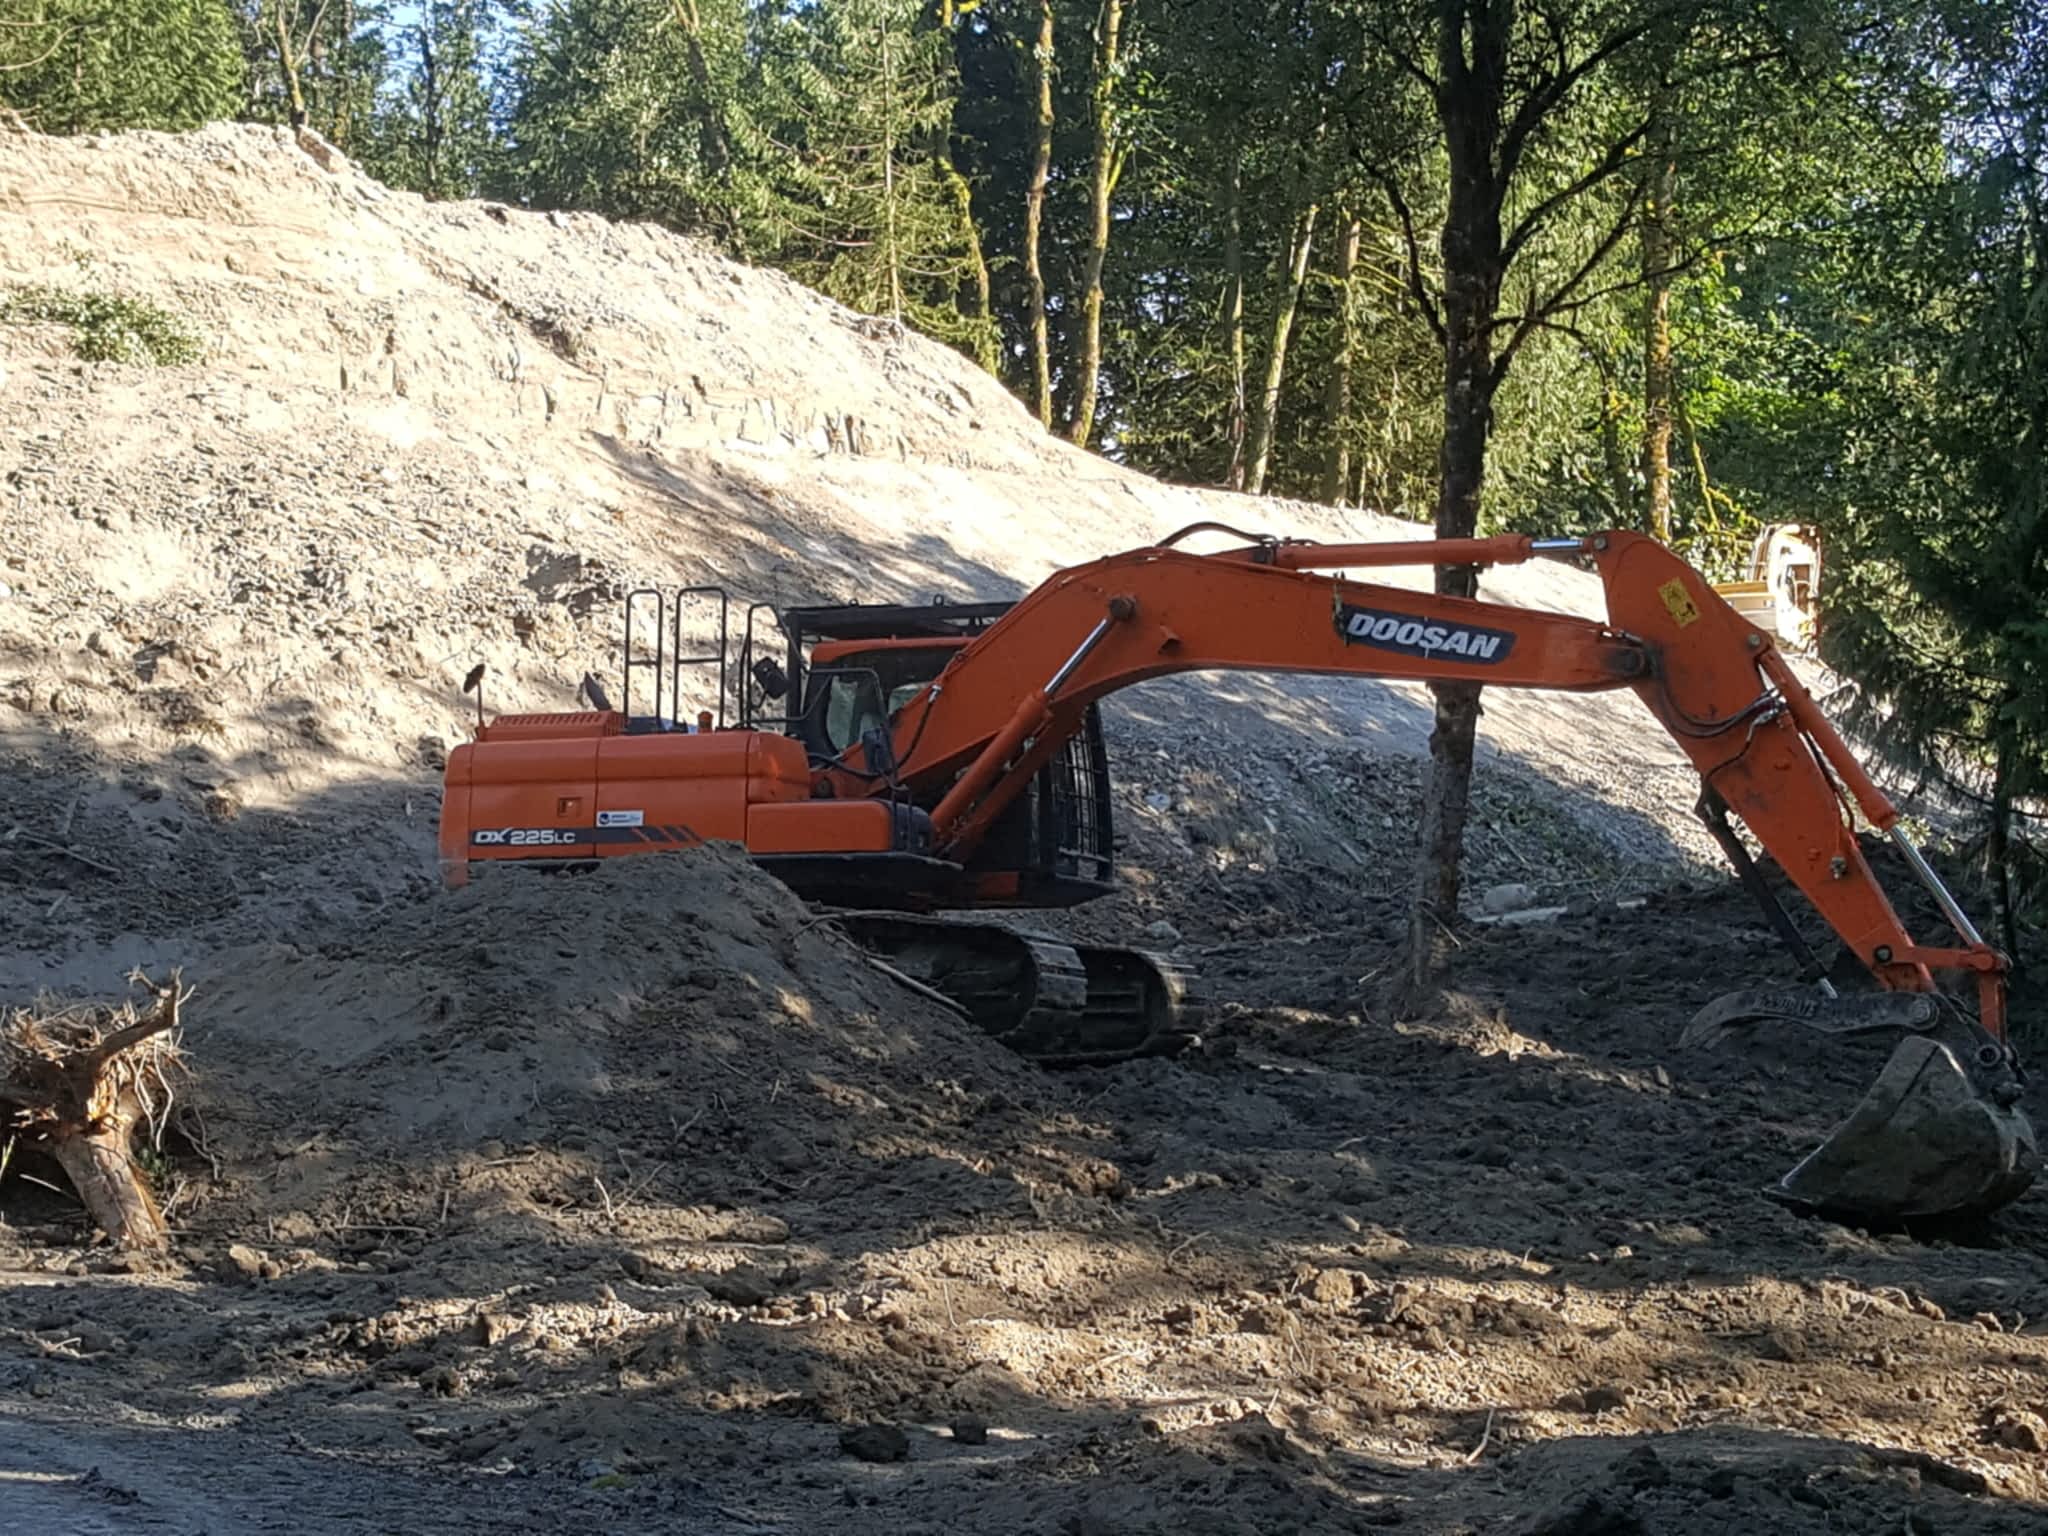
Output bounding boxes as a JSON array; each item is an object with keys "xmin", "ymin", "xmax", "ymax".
[
  {"xmin": 850, "ymin": 529, "xmax": 1991, "ymax": 1021},
  {"xmin": 824, "ymin": 527, "xmax": 2033, "ymax": 1217}
]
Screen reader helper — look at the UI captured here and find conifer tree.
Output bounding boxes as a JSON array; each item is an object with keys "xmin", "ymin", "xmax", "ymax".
[
  {"xmin": 760, "ymin": 0, "xmax": 990, "ymax": 351},
  {"xmin": 503, "ymin": 0, "xmax": 767, "ymax": 249}
]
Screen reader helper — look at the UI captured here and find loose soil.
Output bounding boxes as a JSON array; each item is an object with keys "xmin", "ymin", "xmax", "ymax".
[{"xmin": 2, "ymin": 851, "xmax": 2044, "ymax": 1534}]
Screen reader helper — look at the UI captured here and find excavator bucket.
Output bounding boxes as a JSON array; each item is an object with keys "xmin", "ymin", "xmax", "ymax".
[
  {"xmin": 1776, "ymin": 1034, "xmax": 2038, "ymax": 1219},
  {"xmin": 1685, "ymin": 991, "xmax": 2039, "ymax": 1221}
]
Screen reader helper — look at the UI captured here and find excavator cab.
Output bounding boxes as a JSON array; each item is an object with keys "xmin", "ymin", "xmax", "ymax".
[{"xmin": 777, "ymin": 601, "xmax": 1119, "ymax": 909}]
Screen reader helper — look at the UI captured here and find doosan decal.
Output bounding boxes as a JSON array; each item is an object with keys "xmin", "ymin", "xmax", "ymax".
[{"xmin": 1334, "ymin": 604, "xmax": 1518, "ymax": 663}]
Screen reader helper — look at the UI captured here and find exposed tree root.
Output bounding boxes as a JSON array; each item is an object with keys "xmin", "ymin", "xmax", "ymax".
[{"xmin": 1, "ymin": 973, "xmax": 187, "ymax": 1251}]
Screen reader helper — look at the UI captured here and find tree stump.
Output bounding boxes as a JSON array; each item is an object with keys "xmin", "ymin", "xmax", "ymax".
[{"xmin": 1, "ymin": 977, "xmax": 186, "ymax": 1251}]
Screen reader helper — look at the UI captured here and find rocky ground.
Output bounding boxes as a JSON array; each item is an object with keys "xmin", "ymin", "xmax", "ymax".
[
  {"xmin": 1, "ymin": 853, "xmax": 2044, "ymax": 1534},
  {"xmin": 1, "ymin": 122, "xmax": 2044, "ymax": 1534}
]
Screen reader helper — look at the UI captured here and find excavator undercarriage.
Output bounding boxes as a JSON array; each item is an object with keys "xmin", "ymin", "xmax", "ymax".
[{"xmin": 438, "ymin": 528, "xmax": 2038, "ymax": 1222}]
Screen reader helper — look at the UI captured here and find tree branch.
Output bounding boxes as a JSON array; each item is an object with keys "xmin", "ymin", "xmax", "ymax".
[
  {"xmin": 1519, "ymin": 210, "xmax": 1769, "ymax": 331},
  {"xmin": 1434, "ymin": 0, "xmax": 1468, "ymax": 96},
  {"xmin": 1500, "ymin": 116, "xmax": 1650, "ymax": 269},
  {"xmin": 1362, "ymin": 19, "xmax": 1440, "ymax": 102},
  {"xmin": 1491, "ymin": 179, "xmax": 1646, "ymax": 383},
  {"xmin": 0, "ymin": 27, "xmax": 69, "ymax": 71},
  {"xmin": 1664, "ymin": 41, "xmax": 1791, "ymax": 88},
  {"xmin": 1498, "ymin": 15, "xmax": 1657, "ymax": 188},
  {"xmin": 1357, "ymin": 160, "xmax": 1447, "ymax": 345}
]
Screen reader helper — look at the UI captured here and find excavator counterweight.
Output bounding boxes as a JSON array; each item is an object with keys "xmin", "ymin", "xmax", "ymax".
[{"xmin": 439, "ymin": 528, "xmax": 2037, "ymax": 1222}]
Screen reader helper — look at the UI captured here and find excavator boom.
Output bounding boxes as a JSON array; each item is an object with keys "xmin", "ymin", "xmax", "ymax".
[{"xmin": 440, "ymin": 527, "xmax": 2037, "ymax": 1219}]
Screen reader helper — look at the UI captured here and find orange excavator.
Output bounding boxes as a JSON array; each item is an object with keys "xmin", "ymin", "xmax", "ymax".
[{"xmin": 439, "ymin": 527, "xmax": 2037, "ymax": 1220}]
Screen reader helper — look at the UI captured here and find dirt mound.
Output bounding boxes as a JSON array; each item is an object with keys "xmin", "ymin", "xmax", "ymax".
[
  {"xmin": 2, "ymin": 863, "xmax": 2044, "ymax": 1528},
  {"xmin": 176, "ymin": 847, "xmax": 1065, "ymax": 1230},
  {"xmin": 1, "ymin": 866, "xmax": 2044, "ymax": 1531},
  {"xmin": 1, "ymin": 120, "xmax": 1742, "ymax": 999}
]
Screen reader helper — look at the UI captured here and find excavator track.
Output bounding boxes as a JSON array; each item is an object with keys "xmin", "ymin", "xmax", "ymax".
[{"xmin": 836, "ymin": 913, "xmax": 1205, "ymax": 1063}]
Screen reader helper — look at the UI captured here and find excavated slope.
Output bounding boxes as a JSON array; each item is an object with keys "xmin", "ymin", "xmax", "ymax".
[{"xmin": 1, "ymin": 122, "xmax": 1703, "ymax": 991}]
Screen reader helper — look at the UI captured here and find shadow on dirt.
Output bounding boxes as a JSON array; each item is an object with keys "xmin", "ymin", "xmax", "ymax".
[{"xmin": 4, "ymin": 513, "xmax": 2046, "ymax": 1533}]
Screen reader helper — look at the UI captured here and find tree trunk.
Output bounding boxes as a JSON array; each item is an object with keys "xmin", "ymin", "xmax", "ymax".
[
  {"xmin": 670, "ymin": 0, "xmax": 731, "ymax": 176},
  {"xmin": 1067, "ymin": 0, "xmax": 1122, "ymax": 449},
  {"xmin": 273, "ymin": 1, "xmax": 308, "ymax": 126},
  {"xmin": 940, "ymin": 160, "xmax": 999, "ymax": 374},
  {"xmin": 1991, "ymin": 718, "xmax": 2020, "ymax": 960},
  {"xmin": 1245, "ymin": 203, "xmax": 1318, "ymax": 495},
  {"xmin": 1598, "ymin": 355, "xmax": 1632, "ymax": 514},
  {"xmin": 46, "ymin": 1109, "xmax": 168, "ymax": 1252},
  {"xmin": 1400, "ymin": 25, "xmax": 1506, "ymax": 1002},
  {"xmin": 1224, "ymin": 152, "xmax": 1248, "ymax": 489},
  {"xmin": 417, "ymin": 25, "xmax": 441, "ymax": 195},
  {"xmin": 1318, "ymin": 214, "xmax": 1363, "ymax": 505},
  {"xmin": 335, "ymin": 0, "xmax": 356, "ymax": 145},
  {"xmin": 880, "ymin": 21, "xmax": 903, "ymax": 324},
  {"xmin": 1404, "ymin": 351, "xmax": 1494, "ymax": 995},
  {"xmin": 1023, "ymin": 0, "xmax": 1055, "ymax": 428},
  {"xmin": 932, "ymin": 4, "xmax": 998, "ymax": 375},
  {"xmin": 1639, "ymin": 116, "xmax": 1677, "ymax": 543}
]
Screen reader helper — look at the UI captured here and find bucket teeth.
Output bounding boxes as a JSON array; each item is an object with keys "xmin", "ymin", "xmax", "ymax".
[{"xmin": 1684, "ymin": 988, "xmax": 2038, "ymax": 1220}]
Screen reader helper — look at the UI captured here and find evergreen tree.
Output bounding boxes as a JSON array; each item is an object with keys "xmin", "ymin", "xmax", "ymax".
[
  {"xmin": 501, "ymin": 0, "xmax": 767, "ymax": 249},
  {"xmin": 1777, "ymin": 7, "xmax": 2048, "ymax": 951},
  {"xmin": 758, "ymin": 0, "xmax": 988, "ymax": 349}
]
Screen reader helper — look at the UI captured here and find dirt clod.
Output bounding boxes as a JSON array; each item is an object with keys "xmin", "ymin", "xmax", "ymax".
[
  {"xmin": 1519, "ymin": 1492, "xmax": 1643, "ymax": 1536},
  {"xmin": 1581, "ymin": 1384, "xmax": 1631, "ymax": 1415},
  {"xmin": 838, "ymin": 1424, "xmax": 909, "ymax": 1464},
  {"xmin": 701, "ymin": 1265, "xmax": 777, "ymax": 1308}
]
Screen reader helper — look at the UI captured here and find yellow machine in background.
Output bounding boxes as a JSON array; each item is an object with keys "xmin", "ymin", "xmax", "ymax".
[{"xmin": 1712, "ymin": 524, "xmax": 1821, "ymax": 648}]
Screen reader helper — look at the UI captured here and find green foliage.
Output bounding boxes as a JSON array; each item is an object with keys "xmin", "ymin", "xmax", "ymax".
[
  {"xmin": 361, "ymin": 0, "xmax": 498, "ymax": 198},
  {"xmin": 500, "ymin": 0, "xmax": 771, "ymax": 250},
  {"xmin": 134, "ymin": 1142, "xmax": 177, "ymax": 1192},
  {"xmin": 237, "ymin": 0, "xmax": 388, "ymax": 147},
  {"xmin": 0, "ymin": 282, "xmax": 203, "ymax": 365},
  {"xmin": 755, "ymin": 0, "xmax": 985, "ymax": 344},
  {"xmin": 0, "ymin": 0, "xmax": 244, "ymax": 132},
  {"xmin": 499, "ymin": 0, "xmax": 989, "ymax": 347},
  {"xmin": 1664, "ymin": 1, "xmax": 2048, "ymax": 953}
]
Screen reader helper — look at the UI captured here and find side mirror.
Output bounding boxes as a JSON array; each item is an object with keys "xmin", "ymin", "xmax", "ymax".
[
  {"xmin": 461, "ymin": 663, "xmax": 487, "ymax": 733},
  {"xmin": 751, "ymin": 656, "xmax": 789, "ymax": 702}
]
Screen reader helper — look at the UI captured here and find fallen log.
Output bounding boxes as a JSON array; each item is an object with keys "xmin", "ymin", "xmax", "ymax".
[{"xmin": 1, "ymin": 974, "xmax": 187, "ymax": 1251}]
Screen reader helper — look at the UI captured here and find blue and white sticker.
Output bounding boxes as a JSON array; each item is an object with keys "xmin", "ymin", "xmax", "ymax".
[{"xmin": 597, "ymin": 809, "xmax": 645, "ymax": 828}]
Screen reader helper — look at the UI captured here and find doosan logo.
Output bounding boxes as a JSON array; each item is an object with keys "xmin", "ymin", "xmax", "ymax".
[{"xmin": 1335, "ymin": 604, "xmax": 1518, "ymax": 664}]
